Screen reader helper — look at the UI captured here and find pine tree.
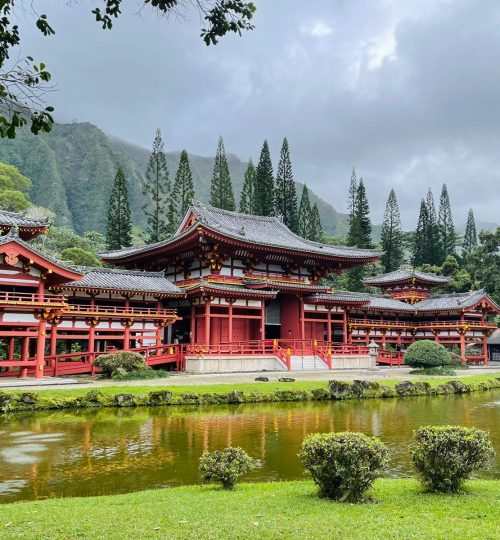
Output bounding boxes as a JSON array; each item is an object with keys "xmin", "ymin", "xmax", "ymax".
[
  {"xmin": 209, "ymin": 136, "xmax": 235, "ymax": 211},
  {"xmin": 353, "ymin": 179, "xmax": 372, "ymax": 248},
  {"xmin": 167, "ymin": 150, "xmax": 195, "ymax": 234},
  {"xmin": 438, "ymin": 183, "xmax": 456, "ymax": 261},
  {"xmin": 143, "ymin": 128, "xmax": 170, "ymax": 243},
  {"xmin": 254, "ymin": 139, "xmax": 274, "ymax": 216},
  {"xmin": 239, "ymin": 159, "xmax": 257, "ymax": 214},
  {"xmin": 298, "ymin": 184, "xmax": 312, "ymax": 238},
  {"xmin": 381, "ymin": 189, "xmax": 403, "ymax": 272},
  {"xmin": 347, "ymin": 166, "xmax": 358, "ymax": 227},
  {"xmin": 106, "ymin": 167, "xmax": 132, "ymax": 250},
  {"xmin": 425, "ymin": 188, "xmax": 440, "ymax": 264},
  {"xmin": 274, "ymin": 137, "xmax": 298, "ymax": 231},
  {"xmin": 412, "ymin": 199, "xmax": 429, "ymax": 266},
  {"xmin": 462, "ymin": 208, "xmax": 478, "ymax": 257},
  {"xmin": 310, "ymin": 203, "xmax": 323, "ymax": 242}
]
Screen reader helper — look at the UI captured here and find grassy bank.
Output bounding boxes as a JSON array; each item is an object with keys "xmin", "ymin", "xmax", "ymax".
[
  {"xmin": 0, "ymin": 374, "xmax": 499, "ymax": 413},
  {"xmin": 0, "ymin": 479, "xmax": 498, "ymax": 539}
]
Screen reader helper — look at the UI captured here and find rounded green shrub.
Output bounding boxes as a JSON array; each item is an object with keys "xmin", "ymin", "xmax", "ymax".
[
  {"xmin": 199, "ymin": 447, "xmax": 255, "ymax": 490},
  {"xmin": 404, "ymin": 340, "xmax": 452, "ymax": 368},
  {"xmin": 299, "ymin": 432, "xmax": 389, "ymax": 502},
  {"xmin": 94, "ymin": 351, "xmax": 148, "ymax": 378},
  {"xmin": 409, "ymin": 425, "xmax": 495, "ymax": 492}
]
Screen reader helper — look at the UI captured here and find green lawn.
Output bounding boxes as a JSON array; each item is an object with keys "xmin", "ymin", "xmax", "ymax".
[
  {"xmin": 0, "ymin": 479, "xmax": 498, "ymax": 539},
  {"xmin": 10, "ymin": 372, "xmax": 499, "ymax": 402}
]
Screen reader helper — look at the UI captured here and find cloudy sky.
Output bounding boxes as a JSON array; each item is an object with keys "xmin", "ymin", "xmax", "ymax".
[{"xmin": 12, "ymin": 0, "xmax": 500, "ymax": 228}]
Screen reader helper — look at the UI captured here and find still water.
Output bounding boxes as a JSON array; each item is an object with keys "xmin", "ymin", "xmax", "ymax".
[{"xmin": 0, "ymin": 391, "xmax": 499, "ymax": 503}]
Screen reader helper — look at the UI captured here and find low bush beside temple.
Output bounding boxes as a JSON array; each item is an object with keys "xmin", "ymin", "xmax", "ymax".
[
  {"xmin": 404, "ymin": 340, "xmax": 452, "ymax": 369},
  {"xmin": 409, "ymin": 426, "xmax": 495, "ymax": 492},
  {"xmin": 199, "ymin": 447, "xmax": 256, "ymax": 490},
  {"xmin": 93, "ymin": 351, "xmax": 168, "ymax": 380},
  {"xmin": 299, "ymin": 432, "xmax": 389, "ymax": 502}
]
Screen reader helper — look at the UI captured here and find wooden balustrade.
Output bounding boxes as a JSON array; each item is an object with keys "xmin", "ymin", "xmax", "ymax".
[{"xmin": 0, "ymin": 291, "xmax": 66, "ymax": 306}]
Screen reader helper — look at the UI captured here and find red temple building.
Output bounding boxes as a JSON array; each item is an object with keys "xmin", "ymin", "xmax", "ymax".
[{"xmin": 0, "ymin": 204, "xmax": 497, "ymax": 377}]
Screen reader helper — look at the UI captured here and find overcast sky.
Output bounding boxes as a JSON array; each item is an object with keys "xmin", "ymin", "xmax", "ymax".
[{"xmin": 12, "ymin": 0, "xmax": 500, "ymax": 228}]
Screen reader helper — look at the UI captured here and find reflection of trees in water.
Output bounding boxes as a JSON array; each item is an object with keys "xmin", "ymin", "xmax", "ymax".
[{"xmin": 1, "ymin": 391, "xmax": 499, "ymax": 502}]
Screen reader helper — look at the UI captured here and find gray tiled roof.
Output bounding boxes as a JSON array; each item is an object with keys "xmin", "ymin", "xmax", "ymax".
[
  {"xmin": 0, "ymin": 209, "xmax": 50, "ymax": 228},
  {"xmin": 183, "ymin": 279, "xmax": 277, "ymax": 297},
  {"xmin": 307, "ymin": 289, "xmax": 499, "ymax": 314},
  {"xmin": 243, "ymin": 278, "xmax": 331, "ymax": 292},
  {"xmin": 63, "ymin": 267, "xmax": 184, "ymax": 296},
  {"xmin": 101, "ymin": 203, "xmax": 381, "ymax": 261},
  {"xmin": 307, "ymin": 291, "xmax": 372, "ymax": 303},
  {"xmin": 364, "ymin": 267, "xmax": 450, "ymax": 286},
  {"xmin": 414, "ymin": 290, "xmax": 497, "ymax": 312}
]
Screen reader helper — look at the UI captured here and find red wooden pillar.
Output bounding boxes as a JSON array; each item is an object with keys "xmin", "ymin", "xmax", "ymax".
[
  {"xmin": 190, "ymin": 303, "xmax": 196, "ymax": 345},
  {"xmin": 342, "ymin": 309, "xmax": 349, "ymax": 344},
  {"xmin": 19, "ymin": 337, "xmax": 30, "ymax": 378},
  {"xmin": 8, "ymin": 337, "xmax": 15, "ymax": 361},
  {"xmin": 260, "ymin": 302, "xmax": 265, "ymax": 342},
  {"xmin": 483, "ymin": 333, "xmax": 489, "ymax": 365},
  {"xmin": 299, "ymin": 297, "xmax": 305, "ymax": 340},
  {"xmin": 228, "ymin": 301, "xmax": 233, "ymax": 343},
  {"xmin": 155, "ymin": 324, "xmax": 163, "ymax": 347},
  {"xmin": 50, "ymin": 325, "xmax": 58, "ymax": 357},
  {"xmin": 37, "ymin": 279, "xmax": 45, "ymax": 300},
  {"xmin": 459, "ymin": 312, "xmax": 466, "ymax": 361},
  {"xmin": 123, "ymin": 321, "xmax": 131, "ymax": 351},
  {"xmin": 35, "ymin": 319, "xmax": 47, "ymax": 379},
  {"xmin": 204, "ymin": 300, "xmax": 211, "ymax": 345},
  {"xmin": 381, "ymin": 330, "xmax": 387, "ymax": 349},
  {"xmin": 327, "ymin": 308, "xmax": 332, "ymax": 343}
]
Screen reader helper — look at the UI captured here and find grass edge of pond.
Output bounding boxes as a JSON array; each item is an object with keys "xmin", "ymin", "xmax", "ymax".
[
  {"xmin": 1, "ymin": 374, "xmax": 499, "ymax": 414},
  {"xmin": 0, "ymin": 479, "xmax": 498, "ymax": 540}
]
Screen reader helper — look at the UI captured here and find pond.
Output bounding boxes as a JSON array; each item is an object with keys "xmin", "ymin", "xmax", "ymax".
[{"xmin": 0, "ymin": 390, "xmax": 499, "ymax": 503}]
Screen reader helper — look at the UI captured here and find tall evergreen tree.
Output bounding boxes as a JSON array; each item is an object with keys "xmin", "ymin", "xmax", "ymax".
[
  {"xmin": 298, "ymin": 184, "xmax": 312, "ymax": 239},
  {"xmin": 438, "ymin": 183, "xmax": 456, "ymax": 261},
  {"xmin": 239, "ymin": 159, "xmax": 257, "ymax": 214},
  {"xmin": 347, "ymin": 166, "xmax": 358, "ymax": 227},
  {"xmin": 106, "ymin": 167, "xmax": 132, "ymax": 250},
  {"xmin": 143, "ymin": 128, "xmax": 170, "ymax": 243},
  {"xmin": 274, "ymin": 137, "xmax": 298, "ymax": 232},
  {"xmin": 381, "ymin": 189, "xmax": 403, "ymax": 272},
  {"xmin": 352, "ymin": 179, "xmax": 372, "ymax": 248},
  {"xmin": 412, "ymin": 199, "xmax": 429, "ymax": 266},
  {"xmin": 254, "ymin": 139, "xmax": 274, "ymax": 216},
  {"xmin": 167, "ymin": 150, "xmax": 195, "ymax": 234},
  {"xmin": 462, "ymin": 208, "xmax": 478, "ymax": 257},
  {"xmin": 310, "ymin": 203, "xmax": 323, "ymax": 242},
  {"xmin": 209, "ymin": 136, "xmax": 235, "ymax": 211},
  {"xmin": 425, "ymin": 188, "xmax": 440, "ymax": 264}
]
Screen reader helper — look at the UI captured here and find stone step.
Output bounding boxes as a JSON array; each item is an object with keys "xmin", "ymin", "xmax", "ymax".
[{"xmin": 289, "ymin": 355, "xmax": 329, "ymax": 370}]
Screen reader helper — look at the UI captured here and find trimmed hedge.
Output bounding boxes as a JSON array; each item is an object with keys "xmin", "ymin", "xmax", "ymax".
[
  {"xmin": 199, "ymin": 447, "xmax": 255, "ymax": 490},
  {"xmin": 410, "ymin": 426, "xmax": 495, "ymax": 492},
  {"xmin": 299, "ymin": 432, "xmax": 389, "ymax": 501},
  {"xmin": 404, "ymin": 340, "xmax": 452, "ymax": 368},
  {"xmin": 0, "ymin": 377, "xmax": 499, "ymax": 414}
]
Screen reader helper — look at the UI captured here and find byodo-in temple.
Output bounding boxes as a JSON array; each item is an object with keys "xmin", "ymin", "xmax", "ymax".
[{"xmin": 0, "ymin": 204, "xmax": 498, "ymax": 378}]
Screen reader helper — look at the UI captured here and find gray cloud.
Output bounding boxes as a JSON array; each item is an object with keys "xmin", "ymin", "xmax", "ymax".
[{"xmin": 12, "ymin": 0, "xmax": 500, "ymax": 228}]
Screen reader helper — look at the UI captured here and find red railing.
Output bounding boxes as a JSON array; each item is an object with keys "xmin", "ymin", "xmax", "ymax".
[
  {"xmin": 65, "ymin": 304, "xmax": 177, "ymax": 318},
  {"xmin": 244, "ymin": 270, "xmax": 310, "ymax": 285},
  {"xmin": 376, "ymin": 349, "xmax": 404, "ymax": 366},
  {"xmin": 0, "ymin": 291, "xmax": 66, "ymax": 305},
  {"xmin": 349, "ymin": 318, "xmax": 496, "ymax": 329}
]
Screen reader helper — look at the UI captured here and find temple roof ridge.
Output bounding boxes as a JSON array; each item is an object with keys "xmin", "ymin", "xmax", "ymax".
[{"xmin": 364, "ymin": 266, "xmax": 451, "ymax": 286}]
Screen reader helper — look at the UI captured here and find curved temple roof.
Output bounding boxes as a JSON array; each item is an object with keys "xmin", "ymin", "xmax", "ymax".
[
  {"xmin": 364, "ymin": 267, "xmax": 451, "ymax": 287},
  {"xmin": 307, "ymin": 289, "xmax": 499, "ymax": 314},
  {"xmin": 0, "ymin": 209, "xmax": 51, "ymax": 239},
  {"xmin": 100, "ymin": 203, "xmax": 381, "ymax": 264},
  {"xmin": 62, "ymin": 267, "xmax": 184, "ymax": 297}
]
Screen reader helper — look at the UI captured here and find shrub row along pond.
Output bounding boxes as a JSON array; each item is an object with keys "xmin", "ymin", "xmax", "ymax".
[
  {"xmin": 201, "ymin": 426, "xmax": 495, "ymax": 502},
  {"xmin": 1, "ymin": 377, "xmax": 499, "ymax": 414}
]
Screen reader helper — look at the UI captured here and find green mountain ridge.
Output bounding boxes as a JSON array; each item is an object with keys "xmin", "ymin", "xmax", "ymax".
[
  {"xmin": 0, "ymin": 121, "xmax": 351, "ymax": 237},
  {"xmin": 0, "ymin": 121, "xmax": 495, "ymax": 241}
]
